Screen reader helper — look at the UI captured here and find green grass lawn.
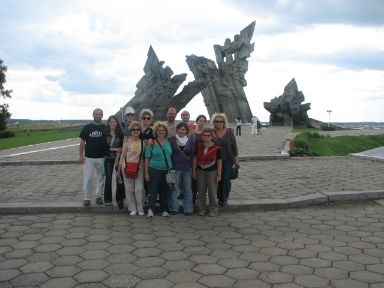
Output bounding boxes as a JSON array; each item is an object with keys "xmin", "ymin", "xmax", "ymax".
[
  {"xmin": 0, "ymin": 125, "xmax": 81, "ymax": 150},
  {"xmin": 290, "ymin": 131, "xmax": 384, "ymax": 156}
]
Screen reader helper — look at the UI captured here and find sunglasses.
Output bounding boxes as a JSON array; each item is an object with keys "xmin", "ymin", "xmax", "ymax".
[
  {"xmin": 214, "ymin": 120, "xmax": 223, "ymax": 123},
  {"xmin": 202, "ymin": 134, "xmax": 212, "ymax": 137},
  {"xmin": 142, "ymin": 116, "xmax": 151, "ymax": 120},
  {"xmin": 130, "ymin": 128, "xmax": 141, "ymax": 132},
  {"xmin": 126, "ymin": 113, "xmax": 135, "ymax": 116}
]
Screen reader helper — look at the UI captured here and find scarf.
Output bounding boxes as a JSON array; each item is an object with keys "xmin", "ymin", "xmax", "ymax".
[{"xmin": 176, "ymin": 134, "xmax": 188, "ymax": 146}]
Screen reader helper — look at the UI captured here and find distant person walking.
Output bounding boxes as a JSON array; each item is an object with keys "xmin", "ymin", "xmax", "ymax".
[
  {"xmin": 235, "ymin": 117, "xmax": 242, "ymax": 136},
  {"xmin": 251, "ymin": 115, "xmax": 260, "ymax": 135},
  {"xmin": 79, "ymin": 108, "xmax": 107, "ymax": 207}
]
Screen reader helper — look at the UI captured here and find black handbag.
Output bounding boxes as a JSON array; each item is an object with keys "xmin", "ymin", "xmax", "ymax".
[{"xmin": 230, "ymin": 164, "xmax": 239, "ymax": 180}]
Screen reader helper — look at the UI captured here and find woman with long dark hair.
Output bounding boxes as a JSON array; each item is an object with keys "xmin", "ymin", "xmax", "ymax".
[{"xmin": 104, "ymin": 115, "xmax": 124, "ymax": 208}]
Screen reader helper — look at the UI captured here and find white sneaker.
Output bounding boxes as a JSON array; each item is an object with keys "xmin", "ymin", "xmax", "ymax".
[
  {"xmin": 162, "ymin": 211, "xmax": 169, "ymax": 217},
  {"xmin": 138, "ymin": 212, "xmax": 145, "ymax": 216},
  {"xmin": 130, "ymin": 211, "xmax": 137, "ymax": 216},
  {"xmin": 147, "ymin": 209, "xmax": 154, "ymax": 218}
]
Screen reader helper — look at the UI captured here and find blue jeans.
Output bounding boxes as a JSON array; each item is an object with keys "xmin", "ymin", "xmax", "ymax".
[
  {"xmin": 169, "ymin": 169, "xmax": 193, "ymax": 214},
  {"xmin": 217, "ymin": 159, "xmax": 233, "ymax": 205},
  {"xmin": 148, "ymin": 167, "xmax": 170, "ymax": 213},
  {"xmin": 104, "ymin": 157, "xmax": 125, "ymax": 203}
]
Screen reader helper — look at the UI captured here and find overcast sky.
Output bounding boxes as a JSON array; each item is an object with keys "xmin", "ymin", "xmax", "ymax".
[{"xmin": 1, "ymin": 0, "xmax": 383, "ymax": 123}]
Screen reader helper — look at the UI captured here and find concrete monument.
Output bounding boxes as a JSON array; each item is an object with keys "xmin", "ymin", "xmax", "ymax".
[
  {"xmin": 186, "ymin": 21, "xmax": 255, "ymax": 122},
  {"xmin": 117, "ymin": 22, "xmax": 256, "ymax": 122},
  {"xmin": 117, "ymin": 46, "xmax": 204, "ymax": 121},
  {"xmin": 264, "ymin": 78, "xmax": 311, "ymax": 127}
]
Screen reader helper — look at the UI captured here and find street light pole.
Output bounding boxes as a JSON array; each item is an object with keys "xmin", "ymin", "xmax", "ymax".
[{"xmin": 326, "ymin": 110, "xmax": 332, "ymax": 127}]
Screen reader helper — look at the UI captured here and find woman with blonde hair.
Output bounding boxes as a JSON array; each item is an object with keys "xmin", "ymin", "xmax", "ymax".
[
  {"xmin": 211, "ymin": 113, "xmax": 240, "ymax": 208},
  {"xmin": 144, "ymin": 121, "xmax": 173, "ymax": 217}
]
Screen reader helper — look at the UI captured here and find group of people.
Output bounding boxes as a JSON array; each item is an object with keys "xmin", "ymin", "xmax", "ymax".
[
  {"xmin": 79, "ymin": 107, "xmax": 239, "ymax": 218},
  {"xmin": 235, "ymin": 115, "xmax": 262, "ymax": 136}
]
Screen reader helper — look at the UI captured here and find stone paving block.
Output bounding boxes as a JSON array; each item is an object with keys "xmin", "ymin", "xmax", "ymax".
[
  {"xmin": 74, "ymin": 270, "xmax": 109, "ymax": 283},
  {"xmin": 295, "ymin": 274, "xmax": 329, "ymax": 287},
  {"xmin": 199, "ymin": 274, "xmax": 235, "ymax": 287},
  {"xmin": 103, "ymin": 274, "xmax": 140, "ymax": 288},
  {"xmin": 270, "ymin": 255, "xmax": 299, "ymax": 265},
  {"xmin": 40, "ymin": 277, "xmax": 78, "ymax": 288},
  {"xmin": 105, "ymin": 253, "xmax": 137, "ymax": 264},
  {"xmin": 0, "ymin": 269, "xmax": 20, "ymax": 282},
  {"xmin": 332, "ymin": 260, "xmax": 365, "ymax": 272},
  {"xmin": 259, "ymin": 271, "xmax": 293, "ymax": 284},
  {"xmin": 193, "ymin": 263, "xmax": 226, "ymax": 275},
  {"xmin": 349, "ymin": 254, "xmax": 381, "ymax": 265},
  {"xmin": 367, "ymin": 263, "xmax": 384, "ymax": 274},
  {"xmin": 300, "ymin": 258, "xmax": 330, "ymax": 268},
  {"xmin": 162, "ymin": 260, "xmax": 194, "ymax": 272},
  {"xmin": 166, "ymin": 270, "xmax": 201, "ymax": 283},
  {"xmin": 314, "ymin": 267, "xmax": 348, "ymax": 280},
  {"xmin": 133, "ymin": 247, "xmax": 162, "ymax": 257},
  {"xmin": 350, "ymin": 270, "xmax": 384, "ymax": 283},
  {"xmin": 46, "ymin": 265, "xmax": 81, "ymax": 277},
  {"xmin": 281, "ymin": 264, "xmax": 313, "ymax": 275},
  {"xmin": 225, "ymin": 267, "xmax": 259, "ymax": 280},
  {"xmin": 135, "ymin": 278, "xmax": 173, "ymax": 288},
  {"xmin": 10, "ymin": 272, "xmax": 49, "ymax": 287},
  {"xmin": 160, "ymin": 251, "xmax": 188, "ymax": 261},
  {"xmin": 20, "ymin": 261, "xmax": 53, "ymax": 273},
  {"xmin": 218, "ymin": 258, "xmax": 249, "ymax": 269},
  {"xmin": 80, "ymin": 249, "xmax": 111, "ymax": 260},
  {"xmin": 134, "ymin": 266, "xmax": 169, "ymax": 279},
  {"xmin": 77, "ymin": 259, "xmax": 110, "ymax": 270},
  {"xmin": 134, "ymin": 256, "xmax": 165, "ymax": 268},
  {"xmin": 331, "ymin": 278, "xmax": 368, "ymax": 288},
  {"xmin": 104, "ymin": 263, "xmax": 138, "ymax": 275}
]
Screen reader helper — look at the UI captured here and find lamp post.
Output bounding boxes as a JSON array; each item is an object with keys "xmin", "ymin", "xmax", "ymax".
[{"xmin": 326, "ymin": 110, "xmax": 332, "ymax": 127}]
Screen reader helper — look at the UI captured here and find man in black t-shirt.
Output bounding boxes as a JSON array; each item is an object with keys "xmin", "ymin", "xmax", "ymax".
[{"xmin": 79, "ymin": 108, "xmax": 107, "ymax": 206}]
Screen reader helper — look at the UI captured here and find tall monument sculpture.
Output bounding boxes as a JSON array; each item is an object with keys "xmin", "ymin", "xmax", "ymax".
[
  {"xmin": 186, "ymin": 21, "xmax": 255, "ymax": 122},
  {"xmin": 117, "ymin": 22, "xmax": 256, "ymax": 122},
  {"xmin": 116, "ymin": 46, "xmax": 204, "ymax": 121}
]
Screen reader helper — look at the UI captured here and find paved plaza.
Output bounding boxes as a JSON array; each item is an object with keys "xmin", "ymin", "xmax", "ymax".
[{"xmin": 0, "ymin": 126, "xmax": 384, "ymax": 287}]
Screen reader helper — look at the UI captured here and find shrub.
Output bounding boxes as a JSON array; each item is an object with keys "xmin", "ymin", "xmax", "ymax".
[
  {"xmin": 320, "ymin": 124, "xmax": 335, "ymax": 131},
  {"xmin": 0, "ymin": 130, "xmax": 15, "ymax": 139}
]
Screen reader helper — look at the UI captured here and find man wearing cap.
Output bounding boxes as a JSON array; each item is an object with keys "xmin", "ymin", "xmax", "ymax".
[{"xmin": 122, "ymin": 106, "xmax": 135, "ymax": 138}]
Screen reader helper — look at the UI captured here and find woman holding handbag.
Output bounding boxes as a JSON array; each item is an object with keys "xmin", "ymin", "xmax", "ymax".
[
  {"xmin": 144, "ymin": 121, "xmax": 173, "ymax": 218},
  {"xmin": 211, "ymin": 113, "xmax": 240, "ymax": 208},
  {"xmin": 118, "ymin": 121, "xmax": 145, "ymax": 215}
]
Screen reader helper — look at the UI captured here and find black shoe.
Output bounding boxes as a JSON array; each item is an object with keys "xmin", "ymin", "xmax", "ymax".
[
  {"xmin": 185, "ymin": 212, "xmax": 192, "ymax": 216},
  {"xmin": 96, "ymin": 197, "xmax": 103, "ymax": 205},
  {"xmin": 169, "ymin": 211, "xmax": 178, "ymax": 215},
  {"xmin": 83, "ymin": 200, "xmax": 90, "ymax": 207},
  {"xmin": 117, "ymin": 201, "xmax": 124, "ymax": 209}
]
